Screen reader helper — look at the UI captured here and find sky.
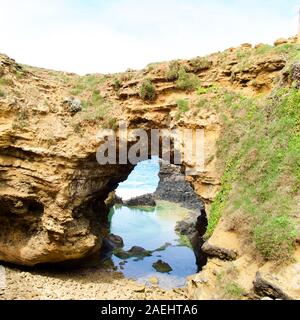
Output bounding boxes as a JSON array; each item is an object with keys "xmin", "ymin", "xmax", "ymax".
[{"xmin": 0, "ymin": 0, "xmax": 299, "ymax": 74}]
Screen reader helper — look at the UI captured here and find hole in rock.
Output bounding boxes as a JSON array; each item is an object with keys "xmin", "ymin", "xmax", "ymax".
[{"xmin": 103, "ymin": 156, "xmax": 207, "ymax": 290}]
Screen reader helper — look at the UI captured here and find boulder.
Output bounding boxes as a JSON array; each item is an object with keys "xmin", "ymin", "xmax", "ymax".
[
  {"xmin": 106, "ymin": 234, "xmax": 124, "ymax": 249},
  {"xmin": 201, "ymin": 242, "xmax": 238, "ymax": 261},
  {"xmin": 274, "ymin": 38, "xmax": 288, "ymax": 47},
  {"xmin": 62, "ymin": 97, "xmax": 82, "ymax": 115},
  {"xmin": 253, "ymin": 272, "xmax": 293, "ymax": 300},
  {"xmin": 152, "ymin": 260, "xmax": 173, "ymax": 273}
]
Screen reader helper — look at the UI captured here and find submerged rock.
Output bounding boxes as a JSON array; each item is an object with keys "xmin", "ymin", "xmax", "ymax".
[
  {"xmin": 128, "ymin": 246, "xmax": 152, "ymax": 258},
  {"xmin": 152, "ymin": 260, "xmax": 173, "ymax": 273},
  {"xmin": 123, "ymin": 194, "xmax": 156, "ymax": 207},
  {"xmin": 114, "ymin": 246, "xmax": 152, "ymax": 260},
  {"xmin": 175, "ymin": 219, "xmax": 196, "ymax": 237},
  {"xmin": 149, "ymin": 277, "xmax": 159, "ymax": 286}
]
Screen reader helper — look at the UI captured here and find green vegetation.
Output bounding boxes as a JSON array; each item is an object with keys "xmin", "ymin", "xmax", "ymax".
[
  {"xmin": 177, "ymin": 234, "xmax": 192, "ymax": 248},
  {"xmin": 12, "ymin": 109, "xmax": 29, "ymax": 129},
  {"xmin": 216, "ymin": 267, "xmax": 245, "ymax": 300},
  {"xmin": 176, "ymin": 68, "xmax": 200, "ymax": 91},
  {"xmin": 203, "ymin": 83, "xmax": 300, "ymax": 262},
  {"xmin": 166, "ymin": 61, "xmax": 181, "ymax": 81},
  {"xmin": 254, "ymin": 215, "xmax": 297, "ymax": 261},
  {"xmin": 70, "ymin": 74, "xmax": 106, "ymax": 96},
  {"xmin": 0, "ymin": 78, "xmax": 13, "ymax": 86},
  {"xmin": 175, "ymin": 99, "xmax": 189, "ymax": 120},
  {"xmin": 224, "ymin": 282, "xmax": 245, "ymax": 299},
  {"xmin": 255, "ymin": 44, "xmax": 273, "ymax": 55},
  {"xmin": 197, "ymin": 86, "xmax": 209, "ymax": 95},
  {"xmin": 112, "ymin": 77, "xmax": 122, "ymax": 91},
  {"xmin": 68, "ymin": 74, "xmax": 119, "ymax": 129},
  {"xmin": 190, "ymin": 57, "xmax": 212, "ymax": 72},
  {"xmin": 0, "ymin": 90, "xmax": 5, "ymax": 98},
  {"xmin": 15, "ymin": 69, "xmax": 27, "ymax": 80},
  {"xmin": 139, "ymin": 79, "xmax": 156, "ymax": 101},
  {"xmin": 205, "ymin": 157, "xmax": 238, "ymax": 239}
]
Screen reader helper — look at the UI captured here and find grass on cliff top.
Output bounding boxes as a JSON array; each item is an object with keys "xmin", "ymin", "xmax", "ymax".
[
  {"xmin": 69, "ymin": 74, "xmax": 118, "ymax": 128},
  {"xmin": 203, "ymin": 84, "xmax": 299, "ymax": 263},
  {"xmin": 231, "ymin": 42, "xmax": 300, "ymax": 74},
  {"xmin": 70, "ymin": 74, "xmax": 107, "ymax": 96}
]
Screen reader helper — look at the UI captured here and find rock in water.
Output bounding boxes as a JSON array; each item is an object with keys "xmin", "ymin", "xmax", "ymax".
[
  {"xmin": 106, "ymin": 234, "xmax": 124, "ymax": 249},
  {"xmin": 114, "ymin": 246, "xmax": 152, "ymax": 260},
  {"xmin": 152, "ymin": 260, "xmax": 173, "ymax": 273},
  {"xmin": 123, "ymin": 194, "xmax": 156, "ymax": 207},
  {"xmin": 128, "ymin": 246, "xmax": 152, "ymax": 258}
]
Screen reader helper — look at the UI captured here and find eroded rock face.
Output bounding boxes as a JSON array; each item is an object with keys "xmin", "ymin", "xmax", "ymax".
[
  {"xmin": 292, "ymin": 63, "xmax": 300, "ymax": 88},
  {"xmin": 0, "ymin": 153, "xmax": 133, "ymax": 265},
  {"xmin": 155, "ymin": 160, "xmax": 204, "ymax": 210},
  {"xmin": 0, "ymin": 38, "xmax": 291, "ymax": 267},
  {"xmin": 253, "ymin": 272, "xmax": 292, "ymax": 300},
  {"xmin": 201, "ymin": 242, "xmax": 238, "ymax": 261}
]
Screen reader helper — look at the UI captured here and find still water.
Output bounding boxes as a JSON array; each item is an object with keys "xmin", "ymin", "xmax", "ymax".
[
  {"xmin": 109, "ymin": 202, "xmax": 198, "ymax": 289},
  {"xmin": 109, "ymin": 157, "xmax": 198, "ymax": 289}
]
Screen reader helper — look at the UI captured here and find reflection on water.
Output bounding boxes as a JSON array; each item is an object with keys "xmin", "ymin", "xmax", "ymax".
[{"xmin": 109, "ymin": 201, "xmax": 198, "ymax": 289}]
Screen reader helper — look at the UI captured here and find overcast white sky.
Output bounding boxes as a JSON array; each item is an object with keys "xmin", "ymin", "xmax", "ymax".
[{"xmin": 0, "ymin": 0, "xmax": 299, "ymax": 74}]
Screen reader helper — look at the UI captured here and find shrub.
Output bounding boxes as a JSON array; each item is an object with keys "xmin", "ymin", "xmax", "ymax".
[
  {"xmin": 0, "ymin": 90, "xmax": 5, "ymax": 98},
  {"xmin": 175, "ymin": 99, "xmax": 189, "ymax": 120},
  {"xmin": 0, "ymin": 78, "xmax": 13, "ymax": 86},
  {"xmin": 91, "ymin": 89, "xmax": 103, "ymax": 106},
  {"xmin": 139, "ymin": 79, "xmax": 156, "ymax": 101},
  {"xmin": 177, "ymin": 99, "xmax": 189, "ymax": 112},
  {"xmin": 224, "ymin": 282, "xmax": 245, "ymax": 299},
  {"xmin": 190, "ymin": 57, "xmax": 212, "ymax": 72},
  {"xmin": 166, "ymin": 61, "xmax": 181, "ymax": 81},
  {"xmin": 112, "ymin": 78, "xmax": 122, "ymax": 91},
  {"xmin": 176, "ymin": 68, "xmax": 200, "ymax": 91},
  {"xmin": 197, "ymin": 86, "xmax": 209, "ymax": 95}
]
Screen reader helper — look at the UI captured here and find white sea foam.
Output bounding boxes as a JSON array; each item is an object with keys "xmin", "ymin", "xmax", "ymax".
[
  {"xmin": 116, "ymin": 157, "xmax": 160, "ymax": 200},
  {"xmin": 116, "ymin": 188, "xmax": 153, "ymax": 200}
]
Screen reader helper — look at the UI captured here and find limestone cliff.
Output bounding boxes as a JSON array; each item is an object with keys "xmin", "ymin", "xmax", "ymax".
[{"xmin": 0, "ymin": 35, "xmax": 299, "ymax": 299}]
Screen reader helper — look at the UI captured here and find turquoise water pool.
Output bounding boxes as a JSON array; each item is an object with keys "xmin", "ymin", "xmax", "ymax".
[{"xmin": 109, "ymin": 201, "xmax": 198, "ymax": 289}]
